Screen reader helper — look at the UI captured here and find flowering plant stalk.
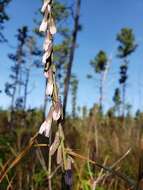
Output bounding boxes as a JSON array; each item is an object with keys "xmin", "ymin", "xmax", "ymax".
[{"xmin": 39, "ymin": 0, "xmax": 74, "ymax": 188}]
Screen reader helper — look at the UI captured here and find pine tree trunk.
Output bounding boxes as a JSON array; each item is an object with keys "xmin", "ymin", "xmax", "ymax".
[
  {"xmin": 122, "ymin": 59, "xmax": 128, "ymax": 118},
  {"xmin": 122, "ymin": 82, "xmax": 126, "ymax": 118},
  {"xmin": 63, "ymin": 0, "xmax": 81, "ymax": 117},
  {"xmin": 99, "ymin": 73, "xmax": 103, "ymax": 113},
  {"xmin": 10, "ymin": 62, "xmax": 19, "ymax": 126},
  {"xmin": 23, "ymin": 68, "xmax": 30, "ymax": 110}
]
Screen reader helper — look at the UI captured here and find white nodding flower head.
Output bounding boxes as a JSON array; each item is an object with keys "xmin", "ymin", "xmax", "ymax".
[
  {"xmin": 41, "ymin": 0, "xmax": 51, "ymax": 13},
  {"xmin": 46, "ymin": 82, "xmax": 53, "ymax": 96},
  {"xmin": 39, "ymin": 8, "xmax": 49, "ymax": 32},
  {"xmin": 53, "ymin": 108, "xmax": 61, "ymax": 121},
  {"xmin": 42, "ymin": 43, "xmax": 52, "ymax": 64},
  {"xmin": 39, "ymin": 106, "xmax": 53, "ymax": 137},
  {"xmin": 45, "ymin": 68, "xmax": 53, "ymax": 96},
  {"xmin": 53, "ymin": 101, "xmax": 62, "ymax": 121},
  {"xmin": 42, "ymin": 52, "xmax": 47, "ymax": 65},
  {"xmin": 39, "ymin": 19, "xmax": 48, "ymax": 33},
  {"xmin": 42, "ymin": 52, "xmax": 48, "ymax": 65},
  {"xmin": 49, "ymin": 17, "xmax": 57, "ymax": 35},
  {"xmin": 39, "ymin": 120, "xmax": 52, "ymax": 137}
]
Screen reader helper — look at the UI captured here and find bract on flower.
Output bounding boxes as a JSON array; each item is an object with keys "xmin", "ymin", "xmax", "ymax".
[
  {"xmin": 50, "ymin": 131, "xmax": 60, "ymax": 156},
  {"xmin": 57, "ymin": 145, "xmax": 62, "ymax": 164}
]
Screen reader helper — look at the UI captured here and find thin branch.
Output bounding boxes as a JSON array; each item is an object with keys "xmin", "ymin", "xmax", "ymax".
[
  {"xmin": 92, "ymin": 148, "xmax": 132, "ymax": 189},
  {"xmin": 67, "ymin": 149, "xmax": 136, "ymax": 189},
  {"xmin": 0, "ymin": 132, "xmax": 38, "ymax": 183}
]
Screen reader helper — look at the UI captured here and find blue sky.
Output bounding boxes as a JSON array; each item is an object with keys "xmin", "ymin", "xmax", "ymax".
[{"xmin": 0, "ymin": 0, "xmax": 143, "ymax": 114}]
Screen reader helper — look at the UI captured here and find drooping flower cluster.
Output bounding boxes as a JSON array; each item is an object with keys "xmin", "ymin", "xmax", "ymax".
[
  {"xmin": 38, "ymin": 0, "xmax": 63, "ymax": 137},
  {"xmin": 38, "ymin": 1, "xmax": 74, "ymax": 183}
]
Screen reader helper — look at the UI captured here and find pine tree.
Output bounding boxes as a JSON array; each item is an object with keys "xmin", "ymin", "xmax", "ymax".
[
  {"xmin": 90, "ymin": 50, "xmax": 108, "ymax": 112},
  {"xmin": 5, "ymin": 26, "xmax": 28, "ymax": 111},
  {"xmin": 0, "ymin": 0, "xmax": 11, "ymax": 42},
  {"xmin": 71, "ymin": 75, "xmax": 78, "ymax": 118},
  {"xmin": 5, "ymin": 26, "xmax": 41, "ymax": 126},
  {"xmin": 113, "ymin": 88, "xmax": 121, "ymax": 116},
  {"xmin": 23, "ymin": 35, "xmax": 42, "ymax": 110},
  {"xmin": 63, "ymin": 0, "xmax": 81, "ymax": 117},
  {"xmin": 116, "ymin": 28, "xmax": 137, "ymax": 117}
]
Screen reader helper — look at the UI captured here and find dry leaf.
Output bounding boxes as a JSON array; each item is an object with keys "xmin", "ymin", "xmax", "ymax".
[
  {"xmin": 58, "ymin": 124, "xmax": 65, "ymax": 139},
  {"xmin": 65, "ymin": 156, "xmax": 74, "ymax": 170},
  {"xmin": 57, "ymin": 145, "xmax": 62, "ymax": 164},
  {"xmin": 51, "ymin": 64, "xmax": 56, "ymax": 73},
  {"xmin": 50, "ymin": 131, "xmax": 60, "ymax": 156}
]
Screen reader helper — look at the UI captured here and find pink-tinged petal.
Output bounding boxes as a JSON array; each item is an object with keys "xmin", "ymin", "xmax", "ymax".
[
  {"xmin": 39, "ymin": 9, "xmax": 49, "ymax": 32},
  {"xmin": 47, "ymin": 4, "xmax": 51, "ymax": 13},
  {"xmin": 45, "ymin": 68, "xmax": 53, "ymax": 95},
  {"xmin": 42, "ymin": 43, "xmax": 53, "ymax": 64},
  {"xmin": 38, "ymin": 120, "xmax": 52, "ymax": 137},
  {"xmin": 42, "ymin": 52, "xmax": 47, "ymax": 64},
  {"xmin": 53, "ymin": 109, "xmax": 61, "ymax": 121},
  {"xmin": 39, "ymin": 19, "xmax": 48, "ymax": 32},
  {"xmin": 52, "ymin": 101, "xmax": 62, "ymax": 121},
  {"xmin": 46, "ymin": 82, "xmax": 53, "ymax": 96},
  {"xmin": 44, "ymin": 71, "xmax": 49, "ymax": 78},
  {"xmin": 39, "ymin": 121, "xmax": 47, "ymax": 135},
  {"xmin": 49, "ymin": 17, "xmax": 57, "ymax": 35},
  {"xmin": 43, "ymin": 38, "xmax": 52, "ymax": 51},
  {"xmin": 47, "ymin": 106, "xmax": 53, "ymax": 120},
  {"xmin": 41, "ymin": 1, "xmax": 51, "ymax": 13}
]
